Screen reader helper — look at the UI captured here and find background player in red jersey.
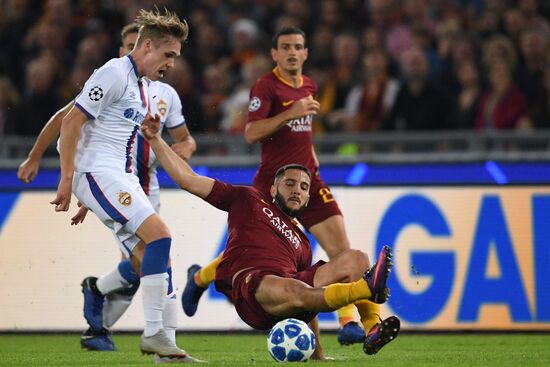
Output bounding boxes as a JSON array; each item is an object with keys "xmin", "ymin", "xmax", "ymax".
[
  {"xmin": 140, "ymin": 114, "xmax": 399, "ymax": 358},
  {"xmin": 182, "ymin": 26, "xmax": 374, "ymax": 345}
]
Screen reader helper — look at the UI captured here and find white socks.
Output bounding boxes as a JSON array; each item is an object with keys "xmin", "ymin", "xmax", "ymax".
[
  {"xmin": 163, "ymin": 293, "xmax": 178, "ymax": 343},
  {"xmin": 103, "ymin": 292, "xmax": 134, "ymax": 329},
  {"xmin": 141, "ymin": 273, "xmax": 168, "ymax": 337},
  {"xmin": 96, "ymin": 266, "xmax": 178, "ymax": 342},
  {"xmin": 103, "ymin": 290, "xmax": 177, "ymax": 341},
  {"xmin": 96, "ymin": 267, "xmax": 130, "ymax": 295}
]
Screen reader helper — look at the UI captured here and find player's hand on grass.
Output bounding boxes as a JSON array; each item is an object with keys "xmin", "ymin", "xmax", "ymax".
[
  {"xmin": 71, "ymin": 201, "xmax": 89, "ymax": 225},
  {"xmin": 141, "ymin": 113, "xmax": 161, "ymax": 140},
  {"xmin": 288, "ymin": 95, "xmax": 320, "ymax": 118},
  {"xmin": 50, "ymin": 179, "xmax": 72, "ymax": 212},
  {"xmin": 310, "ymin": 351, "xmax": 334, "ymax": 361},
  {"xmin": 17, "ymin": 157, "xmax": 40, "ymax": 183},
  {"xmin": 310, "ymin": 343, "xmax": 334, "ymax": 361},
  {"xmin": 312, "ymin": 355, "xmax": 335, "ymax": 362}
]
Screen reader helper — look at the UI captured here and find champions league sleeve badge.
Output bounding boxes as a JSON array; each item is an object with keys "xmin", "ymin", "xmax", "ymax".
[
  {"xmin": 248, "ymin": 96, "xmax": 261, "ymax": 112},
  {"xmin": 88, "ymin": 86, "xmax": 104, "ymax": 101}
]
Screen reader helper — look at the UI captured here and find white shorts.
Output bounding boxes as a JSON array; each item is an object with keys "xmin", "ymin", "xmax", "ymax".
[
  {"xmin": 73, "ymin": 171, "xmax": 155, "ymax": 254},
  {"xmin": 147, "ymin": 188, "xmax": 161, "ymax": 213}
]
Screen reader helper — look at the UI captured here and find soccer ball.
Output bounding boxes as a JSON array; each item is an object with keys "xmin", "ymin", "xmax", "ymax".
[{"xmin": 267, "ymin": 318, "xmax": 316, "ymax": 362}]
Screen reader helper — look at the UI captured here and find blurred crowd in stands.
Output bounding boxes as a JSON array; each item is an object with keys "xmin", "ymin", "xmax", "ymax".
[{"xmin": 2, "ymin": 0, "xmax": 550, "ymax": 138}]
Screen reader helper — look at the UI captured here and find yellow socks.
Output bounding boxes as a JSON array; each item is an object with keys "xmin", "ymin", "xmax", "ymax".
[
  {"xmin": 196, "ymin": 252, "xmax": 224, "ymax": 287},
  {"xmin": 324, "ymin": 279, "xmax": 372, "ymax": 310},
  {"xmin": 355, "ymin": 300, "xmax": 380, "ymax": 332},
  {"xmin": 337, "ymin": 304, "xmax": 356, "ymax": 326}
]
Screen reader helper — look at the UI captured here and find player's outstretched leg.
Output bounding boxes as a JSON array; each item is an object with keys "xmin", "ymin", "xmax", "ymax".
[
  {"xmin": 337, "ymin": 321, "xmax": 366, "ymax": 345},
  {"xmin": 363, "ymin": 316, "xmax": 400, "ymax": 355},
  {"xmin": 363, "ymin": 246, "xmax": 393, "ymax": 303},
  {"xmin": 80, "ymin": 327, "xmax": 116, "ymax": 351},
  {"xmin": 181, "ymin": 264, "xmax": 207, "ymax": 317}
]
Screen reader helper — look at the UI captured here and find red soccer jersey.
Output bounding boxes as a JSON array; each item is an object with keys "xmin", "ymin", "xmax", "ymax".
[
  {"xmin": 248, "ymin": 68, "xmax": 318, "ymax": 183},
  {"xmin": 204, "ymin": 180, "xmax": 312, "ymax": 286}
]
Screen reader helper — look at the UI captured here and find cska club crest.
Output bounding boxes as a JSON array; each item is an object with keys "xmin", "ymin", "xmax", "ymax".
[
  {"xmin": 118, "ymin": 192, "xmax": 132, "ymax": 206},
  {"xmin": 157, "ymin": 98, "xmax": 168, "ymax": 117}
]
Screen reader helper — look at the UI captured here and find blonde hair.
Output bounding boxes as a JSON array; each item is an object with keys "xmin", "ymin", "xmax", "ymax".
[{"xmin": 135, "ymin": 8, "xmax": 188, "ymax": 46}]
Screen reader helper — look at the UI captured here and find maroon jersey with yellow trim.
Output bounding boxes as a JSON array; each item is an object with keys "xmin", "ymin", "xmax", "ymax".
[
  {"xmin": 247, "ymin": 69, "xmax": 317, "ymax": 181},
  {"xmin": 205, "ymin": 180, "xmax": 312, "ymax": 285}
]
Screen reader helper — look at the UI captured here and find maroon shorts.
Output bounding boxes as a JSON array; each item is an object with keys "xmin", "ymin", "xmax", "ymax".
[
  {"xmin": 216, "ymin": 261, "xmax": 325, "ymax": 330},
  {"xmin": 254, "ymin": 172, "xmax": 342, "ymax": 229}
]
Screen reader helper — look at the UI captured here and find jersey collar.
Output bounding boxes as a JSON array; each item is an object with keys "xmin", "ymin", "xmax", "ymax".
[
  {"xmin": 126, "ymin": 55, "xmax": 148, "ymax": 108},
  {"xmin": 273, "ymin": 67, "xmax": 303, "ymax": 88},
  {"xmin": 126, "ymin": 54, "xmax": 140, "ymax": 80}
]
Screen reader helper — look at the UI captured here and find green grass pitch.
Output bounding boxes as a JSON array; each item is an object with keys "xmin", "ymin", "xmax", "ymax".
[{"xmin": 0, "ymin": 333, "xmax": 549, "ymax": 366}]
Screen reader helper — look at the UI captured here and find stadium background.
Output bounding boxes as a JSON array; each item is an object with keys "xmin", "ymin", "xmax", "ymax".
[{"xmin": 1, "ymin": 0, "xmax": 550, "ymax": 333}]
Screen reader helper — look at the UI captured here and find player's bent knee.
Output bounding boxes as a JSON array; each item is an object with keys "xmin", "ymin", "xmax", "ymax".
[
  {"xmin": 148, "ymin": 221, "xmax": 171, "ymax": 240},
  {"xmin": 351, "ymin": 249, "xmax": 369, "ymax": 269},
  {"xmin": 341, "ymin": 249, "xmax": 370, "ymax": 280},
  {"xmin": 136, "ymin": 214, "xmax": 171, "ymax": 242}
]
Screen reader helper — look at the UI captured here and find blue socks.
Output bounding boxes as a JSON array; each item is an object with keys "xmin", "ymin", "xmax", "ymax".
[{"xmin": 141, "ymin": 237, "xmax": 171, "ymax": 276}]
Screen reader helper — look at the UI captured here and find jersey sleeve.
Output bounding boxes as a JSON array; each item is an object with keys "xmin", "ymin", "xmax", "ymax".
[
  {"xmin": 74, "ymin": 66, "xmax": 126, "ymax": 120},
  {"xmin": 164, "ymin": 84, "xmax": 186, "ymax": 130},
  {"xmin": 247, "ymin": 78, "xmax": 274, "ymax": 123},
  {"xmin": 204, "ymin": 180, "xmax": 241, "ymax": 211}
]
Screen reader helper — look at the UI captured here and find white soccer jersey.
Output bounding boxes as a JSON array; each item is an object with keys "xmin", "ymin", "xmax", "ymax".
[
  {"xmin": 74, "ymin": 55, "xmax": 149, "ymax": 173},
  {"xmin": 131, "ymin": 80, "xmax": 186, "ymax": 197}
]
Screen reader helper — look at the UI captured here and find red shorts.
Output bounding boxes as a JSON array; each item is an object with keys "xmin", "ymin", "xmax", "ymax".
[
  {"xmin": 215, "ymin": 261, "xmax": 325, "ymax": 330},
  {"xmin": 254, "ymin": 172, "xmax": 342, "ymax": 229}
]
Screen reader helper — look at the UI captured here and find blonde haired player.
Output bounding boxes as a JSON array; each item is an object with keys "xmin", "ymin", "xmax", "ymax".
[
  {"xmin": 50, "ymin": 9, "xmax": 200, "ymax": 362},
  {"xmin": 20, "ymin": 22, "xmax": 196, "ymax": 357}
]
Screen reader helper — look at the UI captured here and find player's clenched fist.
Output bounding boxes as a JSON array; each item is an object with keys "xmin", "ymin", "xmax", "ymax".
[
  {"xmin": 141, "ymin": 113, "xmax": 161, "ymax": 140},
  {"xmin": 288, "ymin": 95, "xmax": 320, "ymax": 118},
  {"xmin": 17, "ymin": 158, "xmax": 39, "ymax": 184}
]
